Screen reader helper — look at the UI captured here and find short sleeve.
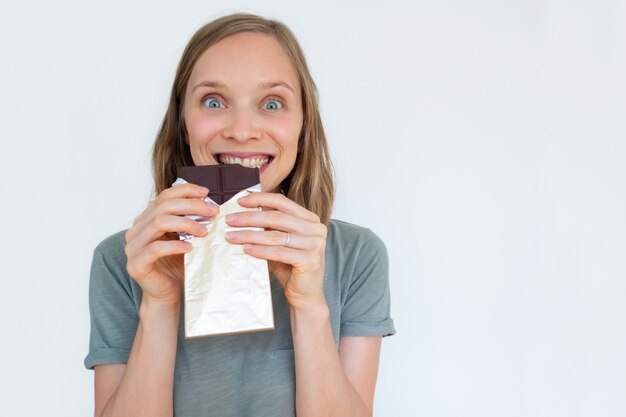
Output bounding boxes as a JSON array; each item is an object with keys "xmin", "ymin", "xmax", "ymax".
[
  {"xmin": 339, "ymin": 229, "xmax": 396, "ymax": 338},
  {"xmin": 84, "ymin": 235, "xmax": 140, "ymax": 370}
]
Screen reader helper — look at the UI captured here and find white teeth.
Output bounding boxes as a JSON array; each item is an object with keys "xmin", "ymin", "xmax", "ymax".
[{"xmin": 218, "ymin": 155, "xmax": 270, "ymax": 169}]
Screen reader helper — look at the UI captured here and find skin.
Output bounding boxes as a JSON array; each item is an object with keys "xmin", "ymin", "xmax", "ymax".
[{"xmin": 109, "ymin": 31, "xmax": 381, "ymax": 417}]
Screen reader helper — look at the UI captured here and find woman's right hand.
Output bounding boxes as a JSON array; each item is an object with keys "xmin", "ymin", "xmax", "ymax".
[{"xmin": 124, "ymin": 183, "xmax": 219, "ymax": 307}]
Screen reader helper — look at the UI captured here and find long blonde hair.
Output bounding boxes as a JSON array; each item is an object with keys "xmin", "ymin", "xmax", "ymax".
[{"xmin": 152, "ymin": 13, "xmax": 335, "ymax": 225}]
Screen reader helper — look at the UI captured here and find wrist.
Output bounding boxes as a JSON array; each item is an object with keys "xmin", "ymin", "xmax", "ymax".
[
  {"xmin": 289, "ymin": 298, "xmax": 332, "ymax": 344},
  {"xmin": 140, "ymin": 295, "xmax": 181, "ymax": 318},
  {"xmin": 289, "ymin": 297, "xmax": 329, "ymax": 320}
]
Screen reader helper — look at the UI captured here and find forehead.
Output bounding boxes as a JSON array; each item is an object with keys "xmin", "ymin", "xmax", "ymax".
[{"xmin": 187, "ymin": 32, "xmax": 301, "ymax": 93}]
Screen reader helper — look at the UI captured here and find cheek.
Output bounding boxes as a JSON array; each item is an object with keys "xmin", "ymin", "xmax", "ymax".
[
  {"xmin": 269, "ymin": 119, "xmax": 302, "ymax": 153},
  {"xmin": 186, "ymin": 113, "xmax": 220, "ymax": 145}
]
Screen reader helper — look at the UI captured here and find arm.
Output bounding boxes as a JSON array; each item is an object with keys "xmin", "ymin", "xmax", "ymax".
[
  {"xmin": 96, "ymin": 299, "xmax": 180, "ymax": 417},
  {"xmin": 291, "ymin": 302, "xmax": 381, "ymax": 417},
  {"xmin": 227, "ymin": 192, "xmax": 389, "ymax": 417},
  {"xmin": 89, "ymin": 183, "xmax": 216, "ymax": 417}
]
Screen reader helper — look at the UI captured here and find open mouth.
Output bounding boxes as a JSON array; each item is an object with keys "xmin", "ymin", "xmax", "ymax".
[{"xmin": 216, "ymin": 154, "xmax": 274, "ymax": 170}]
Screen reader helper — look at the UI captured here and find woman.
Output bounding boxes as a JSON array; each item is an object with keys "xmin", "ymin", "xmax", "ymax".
[{"xmin": 84, "ymin": 13, "xmax": 395, "ymax": 417}]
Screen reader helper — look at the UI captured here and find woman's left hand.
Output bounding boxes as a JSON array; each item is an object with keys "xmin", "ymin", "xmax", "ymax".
[{"xmin": 224, "ymin": 192, "xmax": 327, "ymax": 311}]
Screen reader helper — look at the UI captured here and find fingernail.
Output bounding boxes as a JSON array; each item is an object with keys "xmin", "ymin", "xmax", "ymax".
[
  {"xmin": 198, "ymin": 186, "xmax": 209, "ymax": 194},
  {"xmin": 226, "ymin": 232, "xmax": 235, "ymax": 239},
  {"xmin": 226, "ymin": 213, "xmax": 237, "ymax": 222}
]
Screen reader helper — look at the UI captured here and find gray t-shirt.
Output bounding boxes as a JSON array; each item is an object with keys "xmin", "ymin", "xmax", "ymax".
[{"xmin": 84, "ymin": 218, "xmax": 395, "ymax": 416}]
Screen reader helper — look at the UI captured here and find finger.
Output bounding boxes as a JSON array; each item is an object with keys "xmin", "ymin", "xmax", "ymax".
[
  {"xmin": 126, "ymin": 239, "xmax": 193, "ymax": 280},
  {"xmin": 161, "ymin": 183, "xmax": 209, "ymax": 200},
  {"xmin": 126, "ymin": 214, "xmax": 208, "ymax": 257},
  {"xmin": 127, "ymin": 183, "xmax": 210, "ymax": 241},
  {"xmin": 236, "ymin": 192, "xmax": 320, "ymax": 223},
  {"xmin": 226, "ymin": 230, "xmax": 320, "ymax": 251},
  {"xmin": 226, "ymin": 210, "xmax": 326, "ymax": 237},
  {"xmin": 133, "ymin": 183, "xmax": 209, "ymax": 227},
  {"xmin": 127, "ymin": 195, "xmax": 218, "ymax": 242},
  {"xmin": 242, "ymin": 244, "xmax": 324, "ymax": 273},
  {"xmin": 149, "ymin": 196, "xmax": 218, "ymax": 220}
]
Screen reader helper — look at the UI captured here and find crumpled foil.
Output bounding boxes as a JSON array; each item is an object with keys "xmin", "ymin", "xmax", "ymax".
[{"xmin": 173, "ymin": 178, "xmax": 274, "ymax": 338}]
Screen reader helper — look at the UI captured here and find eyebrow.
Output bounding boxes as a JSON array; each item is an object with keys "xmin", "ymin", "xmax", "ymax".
[
  {"xmin": 192, "ymin": 81, "xmax": 227, "ymax": 92},
  {"xmin": 192, "ymin": 80, "xmax": 296, "ymax": 96},
  {"xmin": 258, "ymin": 81, "xmax": 296, "ymax": 96}
]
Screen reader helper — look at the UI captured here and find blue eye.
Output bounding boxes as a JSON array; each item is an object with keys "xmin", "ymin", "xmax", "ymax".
[
  {"xmin": 263, "ymin": 99, "xmax": 283, "ymax": 111},
  {"xmin": 203, "ymin": 97, "xmax": 225, "ymax": 109}
]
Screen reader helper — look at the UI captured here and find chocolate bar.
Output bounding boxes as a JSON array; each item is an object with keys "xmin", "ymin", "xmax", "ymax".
[{"xmin": 178, "ymin": 164, "xmax": 260, "ymax": 204}]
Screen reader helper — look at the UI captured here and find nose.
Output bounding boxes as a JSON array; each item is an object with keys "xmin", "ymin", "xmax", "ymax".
[{"xmin": 223, "ymin": 108, "xmax": 262, "ymax": 142}]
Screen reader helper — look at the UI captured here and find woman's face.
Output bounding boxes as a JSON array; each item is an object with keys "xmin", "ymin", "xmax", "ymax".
[{"xmin": 183, "ymin": 32, "xmax": 304, "ymax": 193}]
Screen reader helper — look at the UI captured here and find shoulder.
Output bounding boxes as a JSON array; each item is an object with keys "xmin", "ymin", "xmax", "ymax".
[
  {"xmin": 326, "ymin": 220, "xmax": 395, "ymax": 337},
  {"xmin": 93, "ymin": 229, "xmax": 128, "ymax": 259},
  {"xmin": 91, "ymin": 229, "xmax": 131, "ymax": 279},
  {"xmin": 85, "ymin": 232, "xmax": 141, "ymax": 370},
  {"xmin": 324, "ymin": 219, "xmax": 388, "ymax": 283},
  {"xmin": 327, "ymin": 218, "xmax": 387, "ymax": 258},
  {"xmin": 89, "ymin": 229, "xmax": 140, "ymax": 304}
]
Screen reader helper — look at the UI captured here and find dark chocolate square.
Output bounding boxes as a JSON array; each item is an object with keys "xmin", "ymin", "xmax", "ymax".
[{"xmin": 178, "ymin": 164, "xmax": 260, "ymax": 204}]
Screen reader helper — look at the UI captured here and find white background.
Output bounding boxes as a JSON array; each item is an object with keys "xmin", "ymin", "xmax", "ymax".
[{"xmin": 1, "ymin": 1, "xmax": 625, "ymax": 416}]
